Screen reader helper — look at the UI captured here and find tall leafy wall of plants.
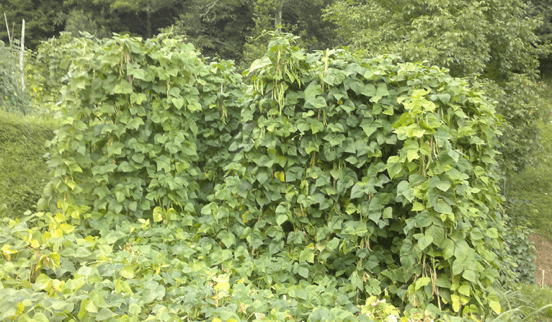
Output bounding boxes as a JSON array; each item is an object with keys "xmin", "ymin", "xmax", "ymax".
[{"xmin": 1, "ymin": 33, "xmax": 512, "ymax": 321}]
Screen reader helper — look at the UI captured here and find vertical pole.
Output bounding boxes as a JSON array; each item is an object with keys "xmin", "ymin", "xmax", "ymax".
[
  {"xmin": 20, "ymin": 19, "xmax": 25, "ymax": 92},
  {"xmin": 274, "ymin": 1, "xmax": 284, "ymax": 33},
  {"xmin": 3, "ymin": 13, "xmax": 10, "ymax": 45}
]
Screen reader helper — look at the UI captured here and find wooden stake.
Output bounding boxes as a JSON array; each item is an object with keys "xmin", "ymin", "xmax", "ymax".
[
  {"xmin": 20, "ymin": 19, "xmax": 25, "ymax": 92},
  {"xmin": 3, "ymin": 13, "xmax": 10, "ymax": 45}
]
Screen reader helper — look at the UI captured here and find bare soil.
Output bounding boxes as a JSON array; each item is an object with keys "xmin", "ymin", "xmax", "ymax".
[{"xmin": 530, "ymin": 233, "xmax": 552, "ymax": 288}]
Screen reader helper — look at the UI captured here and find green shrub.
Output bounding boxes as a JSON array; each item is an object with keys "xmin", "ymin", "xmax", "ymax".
[
  {"xmin": 502, "ymin": 224, "xmax": 536, "ymax": 284},
  {"xmin": 0, "ymin": 111, "xmax": 55, "ymax": 218}
]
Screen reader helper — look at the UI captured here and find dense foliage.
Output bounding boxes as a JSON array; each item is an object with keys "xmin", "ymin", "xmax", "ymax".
[
  {"xmin": 214, "ymin": 34, "xmax": 508, "ymax": 317},
  {"xmin": 0, "ymin": 32, "xmax": 517, "ymax": 321}
]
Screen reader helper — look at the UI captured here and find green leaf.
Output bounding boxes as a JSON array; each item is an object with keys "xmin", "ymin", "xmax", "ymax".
[
  {"xmin": 298, "ymin": 266, "xmax": 309, "ymax": 278},
  {"xmin": 327, "ymin": 238, "xmax": 340, "ymax": 250},
  {"xmin": 424, "ymin": 225, "xmax": 443, "ymax": 247},
  {"xmin": 172, "ymin": 97, "xmax": 185, "ymax": 109},
  {"xmin": 416, "ymin": 233, "xmax": 433, "ymax": 251},
  {"xmin": 112, "ymin": 80, "xmax": 133, "ymax": 94},
  {"xmin": 415, "ymin": 277, "xmax": 431, "ymax": 291},
  {"xmin": 452, "ymin": 258, "xmax": 466, "ymax": 275},
  {"xmin": 397, "ymin": 180, "xmax": 414, "ymax": 202},
  {"xmin": 387, "ymin": 160, "xmax": 403, "ymax": 180},
  {"xmin": 120, "ymin": 267, "xmax": 135, "ymax": 279},
  {"xmin": 435, "ymin": 181, "xmax": 451, "ymax": 192},
  {"xmin": 441, "ymin": 239, "xmax": 455, "ymax": 260},
  {"xmin": 30, "ymin": 313, "xmax": 49, "ymax": 322},
  {"xmin": 451, "ymin": 294, "xmax": 461, "ymax": 313},
  {"xmin": 107, "ymin": 142, "xmax": 125, "ymax": 156},
  {"xmin": 129, "ymin": 303, "xmax": 141, "ymax": 315},
  {"xmin": 307, "ymin": 96, "xmax": 327, "ymax": 109},
  {"xmin": 350, "ymin": 183, "xmax": 363, "ymax": 199},
  {"xmin": 462, "ymin": 270, "xmax": 477, "ymax": 283},
  {"xmin": 96, "ymin": 308, "xmax": 116, "ymax": 321},
  {"xmin": 276, "ymin": 214, "xmax": 288, "ymax": 226},
  {"xmin": 304, "ymin": 81, "xmax": 323, "ymax": 101},
  {"xmin": 346, "ymin": 203, "xmax": 357, "ymax": 214},
  {"xmin": 433, "ymin": 201, "xmax": 452, "ymax": 214},
  {"xmin": 437, "ymin": 93, "xmax": 451, "ymax": 104},
  {"xmin": 458, "ymin": 284, "xmax": 471, "ymax": 296},
  {"xmin": 412, "ymin": 202, "xmax": 425, "ymax": 211},
  {"xmin": 360, "ymin": 119, "xmax": 379, "ymax": 138},
  {"xmin": 486, "ymin": 228, "xmax": 498, "ymax": 238},
  {"xmin": 115, "ymin": 279, "xmax": 133, "ymax": 294}
]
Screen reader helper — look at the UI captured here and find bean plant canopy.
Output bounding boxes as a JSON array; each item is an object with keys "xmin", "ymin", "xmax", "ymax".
[{"xmin": 1, "ymin": 33, "xmax": 509, "ymax": 321}]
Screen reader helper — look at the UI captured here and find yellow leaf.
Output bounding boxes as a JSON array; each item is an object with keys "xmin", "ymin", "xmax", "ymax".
[
  {"xmin": 2, "ymin": 244, "xmax": 17, "ymax": 261},
  {"xmin": 51, "ymin": 228, "xmax": 63, "ymax": 238},
  {"xmin": 60, "ymin": 223, "xmax": 75, "ymax": 234},
  {"xmin": 212, "ymin": 318, "xmax": 222, "ymax": 322},
  {"xmin": 31, "ymin": 239, "xmax": 40, "ymax": 248},
  {"xmin": 49, "ymin": 252, "xmax": 61, "ymax": 266},
  {"xmin": 489, "ymin": 300, "xmax": 501, "ymax": 315},
  {"xmin": 274, "ymin": 171, "xmax": 285, "ymax": 182},
  {"xmin": 451, "ymin": 294, "xmax": 461, "ymax": 313},
  {"xmin": 153, "ymin": 207, "xmax": 163, "ymax": 223},
  {"xmin": 16, "ymin": 302, "xmax": 25, "ymax": 315}
]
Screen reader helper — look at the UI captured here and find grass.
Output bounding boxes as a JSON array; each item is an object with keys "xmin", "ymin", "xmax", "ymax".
[{"xmin": 0, "ymin": 110, "xmax": 56, "ymax": 218}]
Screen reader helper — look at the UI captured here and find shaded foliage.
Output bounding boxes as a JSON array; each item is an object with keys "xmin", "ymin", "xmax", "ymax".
[{"xmin": 164, "ymin": 0, "xmax": 255, "ymax": 64}]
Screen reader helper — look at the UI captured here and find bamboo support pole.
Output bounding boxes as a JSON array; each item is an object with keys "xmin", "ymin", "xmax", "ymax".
[
  {"xmin": 20, "ymin": 19, "xmax": 25, "ymax": 92},
  {"xmin": 3, "ymin": 13, "xmax": 11, "ymax": 45}
]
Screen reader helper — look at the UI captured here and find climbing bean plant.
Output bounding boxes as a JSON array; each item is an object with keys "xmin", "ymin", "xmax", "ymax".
[
  {"xmin": 209, "ymin": 35, "xmax": 507, "ymax": 316},
  {"xmin": 38, "ymin": 32, "xmax": 245, "ymax": 227}
]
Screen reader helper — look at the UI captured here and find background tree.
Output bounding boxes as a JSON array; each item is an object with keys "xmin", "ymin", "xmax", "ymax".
[
  {"xmin": 54, "ymin": 0, "xmax": 120, "ymax": 39},
  {"xmin": 526, "ymin": 0, "xmax": 552, "ymax": 76},
  {"xmin": 528, "ymin": 0, "xmax": 552, "ymax": 43},
  {"xmin": 0, "ymin": 0, "xmax": 64, "ymax": 50},
  {"xmin": 164, "ymin": 0, "xmax": 254, "ymax": 63},
  {"xmin": 107, "ymin": 0, "xmax": 181, "ymax": 38}
]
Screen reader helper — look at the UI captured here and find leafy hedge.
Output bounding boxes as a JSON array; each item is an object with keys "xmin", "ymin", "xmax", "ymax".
[
  {"xmin": 1, "ymin": 33, "xmax": 512, "ymax": 321},
  {"xmin": 0, "ymin": 111, "xmax": 55, "ymax": 217}
]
